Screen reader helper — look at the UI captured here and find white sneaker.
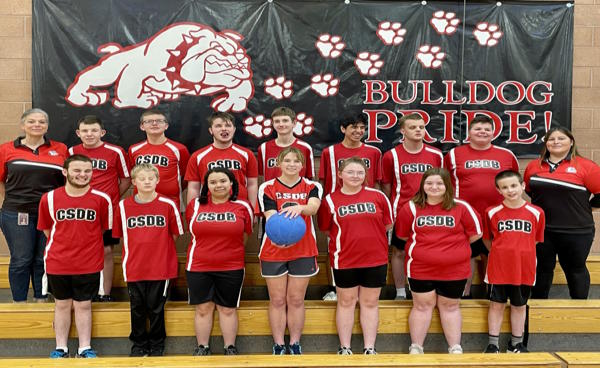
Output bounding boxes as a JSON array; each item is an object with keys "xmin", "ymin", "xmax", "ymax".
[
  {"xmin": 323, "ymin": 291, "xmax": 337, "ymax": 301},
  {"xmin": 408, "ymin": 343, "xmax": 424, "ymax": 354},
  {"xmin": 448, "ymin": 344, "xmax": 463, "ymax": 354}
]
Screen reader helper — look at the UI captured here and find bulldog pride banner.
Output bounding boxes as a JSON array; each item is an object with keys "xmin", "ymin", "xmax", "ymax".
[{"xmin": 33, "ymin": 0, "xmax": 573, "ymax": 156}]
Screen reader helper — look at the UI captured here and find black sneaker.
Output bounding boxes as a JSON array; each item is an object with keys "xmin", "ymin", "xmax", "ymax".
[
  {"xmin": 363, "ymin": 347, "xmax": 377, "ymax": 355},
  {"xmin": 484, "ymin": 344, "xmax": 500, "ymax": 353},
  {"xmin": 507, "ymin": 342, "xmax": 529, "ymax": 353},
  {"xmin": 272, "ymin": 343, "xmax": 286, "ymax": 355},
  {"xmin": 337, "ymin": 346, "xmax": 353, "ymax": 355},
  {"xmin": 288, "ymin": 342, "xmax": 302, "ymax": 355},
  {"xmin": 129, "ymin": 346, "xmax": 148, "ymax": 357},
  {"xmin": 193, "ymin": 344, "xmax": 211, "ymax": 356},
  {"xmin": 98, "ymin": 295, "xmax": 113, "ymax": 302},
  {"xmin": 148, "ymin": 347, "xmax": 164, "ymax": 356},
  {"xmin": 224, "ymin": 345, "xmax": 238, "ymax": 355}
]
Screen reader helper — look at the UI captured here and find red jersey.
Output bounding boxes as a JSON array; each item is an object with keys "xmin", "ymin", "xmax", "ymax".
[
  {"xmin": 258, "ymin": 177, "xmax": 322, "ymax": 261},
  {"xmin": 186, "ymin": 144, "xmax": 258, "ymax": 201},
  {"xmin": 113, "ymin": 195, "xmax": 183, "ymax": 282},
  {"xmin": 128, "ymin": 139, "xmax": 190, "ymax": 209},
  {"xmin": 186, "ymin": 198, "xmax": 253, "ymax": 272},
  {"xmin": 395, "ymin": 199, "xmax": 482, "ymax": 280},
  {"xmin": 445, "ymin": 145, "xmax": 518, "ymax": 216},
  {"xmin": 382, "ymin": 144, "xmax": 443, "ymax": 216},
  {"xmin": 318, "ymin": 187, "xmax": 392, "ymax": 269},
  {"xmin": 319, "ymin": 143, "xmax": 382, "ymax": 193},
  {"xmin": 524, "ymin": 156, "xmax": 600, "ymax": 232},
  {"xmin": 483, "ymin": 203, "xmax": 545, "ymax": 285},
  {"xmin": 0, "ymin": 137, "xmax": 67, "ymax": 213},
  {"xmin": 69, "ymin": 143, "xmax": 130, "ymax": 206},
  {"xmin": 258, "ymin": 138, "xmax": 315, "ymax": 180},
  {"xmin": 38, "ymin": 187, "xmax": 111, "ymax": 275}
]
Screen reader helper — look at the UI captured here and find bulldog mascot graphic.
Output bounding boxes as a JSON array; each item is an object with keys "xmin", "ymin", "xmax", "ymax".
[{"xmin": 66, "ymin": 22, "xmax": 254, "ymax": 112}]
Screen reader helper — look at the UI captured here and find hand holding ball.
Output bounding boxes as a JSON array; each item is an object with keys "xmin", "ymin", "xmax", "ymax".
[{"xmin": 265, "ymin": 212, "xmax": 306, "ymax": 247}]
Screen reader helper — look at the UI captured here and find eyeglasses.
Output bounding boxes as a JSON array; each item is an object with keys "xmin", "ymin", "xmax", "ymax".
[
  {"xmin": 342, "ymin": 171, "xmax": 366, "ymax": 177},
  {"xmin": 142, "ymin": 119, "xmax": 166, "ymax": 125}
]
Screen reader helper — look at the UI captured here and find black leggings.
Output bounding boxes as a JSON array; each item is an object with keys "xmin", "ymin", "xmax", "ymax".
[{"xmin": 532, "ymin": 230, "xmax": 595, "ymax": 299}]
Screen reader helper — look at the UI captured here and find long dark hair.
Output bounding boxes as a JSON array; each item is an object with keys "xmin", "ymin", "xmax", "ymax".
[
  {"xmin": 538, "ymin": 127, "xmax": 579, "ymax": 164},
  {"xmin": 198, "ymin": 167, "xmax": 239, "ymax": 205},
  {"xmin": 412, "ymin": 167, "xmax": 455, "ymax": 210}
]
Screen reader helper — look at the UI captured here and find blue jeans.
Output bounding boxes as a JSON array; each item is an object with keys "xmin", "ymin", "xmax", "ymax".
[{"xmin": 0, "ymin": 210, "xmax": 47, "ymax": 301}]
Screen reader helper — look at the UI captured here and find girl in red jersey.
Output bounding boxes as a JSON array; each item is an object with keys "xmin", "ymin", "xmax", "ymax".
[
  {"xmin": 186, "ymin": 167, "xmax": 253, "ymax": 356},
  {"xmin": 395, "ymin": 168, "xmax": 482, "ymax": 354},
  {"xmin": 318, "ymin": 157, "xmax": 393, "ymax": 355},
  {"xmin": 524, "ymin": 127, "xmax": 600, "ymax": 299},
  {"xmin": 258, "ymin": 147, "xmax": 322, "ymax": 355}
]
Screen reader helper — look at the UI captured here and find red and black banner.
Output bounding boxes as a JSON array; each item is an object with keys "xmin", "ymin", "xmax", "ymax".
[{"xmin": 33, "ymin": 0, "xmax": 573, "ymax": 157}]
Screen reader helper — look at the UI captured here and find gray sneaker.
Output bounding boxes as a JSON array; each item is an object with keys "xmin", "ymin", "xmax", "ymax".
[{"xmin": 193, "ymin": 344, "xmax": 211, "ymax": 356}]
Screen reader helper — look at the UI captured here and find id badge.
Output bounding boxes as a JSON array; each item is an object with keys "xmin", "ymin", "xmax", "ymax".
[{"xmin": 17, "ymin": 212, "xmax": 29, "ymax": 226}]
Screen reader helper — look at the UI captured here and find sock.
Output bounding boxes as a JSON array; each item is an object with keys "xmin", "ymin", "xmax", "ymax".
[
  {"xmin": 396, "ymin": 287, "xmax": 406, "ymax": 297},
  {"xmin": 511, "ymin": 335, "xmax": 523, "ymax": 346},
  {"xmin": 78, "ymin": 346, "xmax": 91, "ymax": 354},
  {"xmin": 56, "ymin": 346, "xmax": 68, "ymax": 353},
  {"xmin": 488, "ymin": 334, "xmax": 499, "ymax": 347}
]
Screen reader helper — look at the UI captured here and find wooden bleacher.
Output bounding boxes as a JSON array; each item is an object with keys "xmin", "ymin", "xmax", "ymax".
[
  {"xmin": 1, "ymin": 255, "xmax": 598, "ymax": 289},
  {"xmin": 556, "ymin": 352, "xmax": 600, "ymax": 367},
  {"xmin": 0, "ymin": 353, "xmax": 563, "ymax": 368}
]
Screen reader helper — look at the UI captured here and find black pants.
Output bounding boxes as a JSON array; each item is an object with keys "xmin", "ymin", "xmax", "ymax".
[
  {"xmin": 127, "ymin": 280, "xmax": 169, "ymax": 350},
  {"xmin": 532, "ymin": 230, "xmax": 594, "ymax": 299}
]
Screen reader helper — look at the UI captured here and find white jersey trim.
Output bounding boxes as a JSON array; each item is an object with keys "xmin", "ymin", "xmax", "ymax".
[
  {"xmin": 186, "ymin": 199, "xmax": 201, "ymax": 271},
  {"xmin": 455, "ymin": 199, "xmax": 482, "ymax": 235},
  {"xmin": 364, "ymin": 187, "xmax": 393, "ymax": 223},
  {"xmin": 119, "ymin": 200, "xmax": 130, "ymax": 282},
  {"xmin": 158, "ymin": 196, "xmax": 184, "ymax": 235},
  {"xmin": 91, "ymin": 189, "xmax": 113, "ymax": 230},
  {"xmin": 129, "ymin": 141, "xmax": 148, "ymax": 154},
  {"xmin": 487, "ymin": 204, "xmax": 504, "ymax": 220},
  {"xmin": 524, "ymin": 204, "xmax": 541, "ymax": 221},
  {"xmin": 104, "ymin": 143, "xmax": 131, "ymax": 178},
  {"xmin": 448, "ymin": 148, "xmax": 459, "ymax": 197},
  {"xmin": 42, "ymin": 190, "xmax": 57, "ymax": 296},
  {"xmin": 12, "ymin": 160, "xmax": 63, "ymax": 171},
  {"xmin": 530, "ymin": 176, "xmax": 587, "ymax": 191},
  {"xmin": 295, "ymin": 139, "xmax": 315, "ymax": 178},
  {"xmin": 231, "ymin": 144, "xmax": 249, "ymax": 161},
  {"xmin": 405, "ymin": 201, "xmax": 417, "ymax": 278},
  {"xmin": 328, "ymin": 146, "xmax": 336, "ymax": 192},
  {"xmin": 391, "ymin": 148, "xmax": 401, "ymax": 218},
  {"xmin": 325, "ymin": 194, "xmax": 343, "ymax": 269}
]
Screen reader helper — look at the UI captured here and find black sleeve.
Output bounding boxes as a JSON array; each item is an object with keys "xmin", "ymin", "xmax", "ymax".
[
  {"xmin": 262, "ymin": 194, "xmax": 277, "ymax": 212},
  {"xmin": 590, "ymin": 193, "xmax": 600, "ymax": 208},
  {"xmin": 308, "ymin": 186, "xmax": 319, "ymax": 199}
]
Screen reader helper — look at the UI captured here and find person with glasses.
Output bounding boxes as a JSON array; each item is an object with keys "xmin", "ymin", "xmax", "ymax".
[
  {"xmin": 318, "ymin": 157, "xmax": 393, "ymax": 355},
  {"xmin": 128, "ymin": 109, "xmax": 190, "ymax": 210}
]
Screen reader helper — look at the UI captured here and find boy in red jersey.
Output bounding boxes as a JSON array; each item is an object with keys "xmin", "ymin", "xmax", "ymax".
[
  {"xmin": 382, "ymin": 113, "xmax": 443, "ymax": 300},
  {"xmin": 319, "ymin": 114, "xmax": 382, "ymax": 300},
  {"xmin": 128, "ymin": 109, "xmax": 190, "ymax": 210},
  {"xmin": 483, "ymin": 171, "xmax": 545, "ymax": 354},
  {"xmin": 186, "ymin": 112, "xmax": 258, "ymax": 209},
  {"xmin": 113, "ymin": 163, "xmax": 183, "ymax": 357},
  {"xmin": 70, "ymin": 115, "xmax": 131, "ymax": 302},
  {"xmin": 258, "ymin": 107, "xmax": 315, "ymax": 181},
  {"xmin": 444, "ymin": 115, "xmax": 519, "ymax": 297},
  {"xmin": 38, "ymin": 155, "xmax": 112, "ymax": 358}
]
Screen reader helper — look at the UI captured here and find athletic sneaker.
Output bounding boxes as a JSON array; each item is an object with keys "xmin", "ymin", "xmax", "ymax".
[
  {"xmin": 323, "ymin": 291, "xmax": 337, "ymax": 301},
  {"xmin": 337, "ymin": 346, "xmax": 353, "ymax": 355},
  {"xmin": 484, "ymin": 344, "xmax": 500, "ymax": 353},
  {"xmin": 363, "ymin": 347, "xmax": 377, "ymax": 355},
  {"xmin": 76, "ymin": 348, "xmax": 97, "ymax": 358},
  {"xmin": 448, "ymin": 344, "xmax": 463, "ymax": 354},
  {"xmin": 507, "ymin": 342, "xmax": 529, "ymax": 353},
  {"xmin": 129, "ymin": 346, "xmax": 148, "ymax": 357},
  {"xmin": 288, "ymin": 342, "xmax": 302, "ymax": 355},
  {"xmin": 408, "ymin": 343, "xmax": 424, "ymax": 354},
  {"xmin": 272, "ymin": 343, "xmax": 286, "ymax": 355},
  {"xmin": 50, "ymin": 349, "xmax": 69, "ymax": 358},
  {"xmin": 193, "ymin": 344, "xmax": 211, "ymax": 356},
  {"xmin": 148, "ymin": 347, "xmax": 164, "ymax": 356},
  {"xmin": 224, "ymin": 345, "xmax": 238, "ymax": 355},
  {"xmin": 98, "ymin": 295, "xmax": 113, "ymax": 302}
]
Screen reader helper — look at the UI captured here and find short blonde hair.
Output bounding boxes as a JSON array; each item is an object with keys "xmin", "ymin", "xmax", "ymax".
[{"xmin": 131, "ymin": 163, "xmax": 159, "ymax": 180}]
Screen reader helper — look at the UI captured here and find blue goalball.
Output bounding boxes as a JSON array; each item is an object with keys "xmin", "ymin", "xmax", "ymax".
[{"xmin": 265, "ymin": 212, "xmax": 306, "ymax": 247}]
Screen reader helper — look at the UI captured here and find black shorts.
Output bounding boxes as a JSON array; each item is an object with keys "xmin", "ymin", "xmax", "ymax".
[
  {"xmin": 47, "ymin": 272, "xmax": 100, "ymax": 301},
  {"xmin": 390, "ymin": 231, "xmax": 407, "ymax": 251},
  {"xmin": 333, "ymin": 264, "xmax": 387, "ymax": 288},
  {"xmin": 103, "ymin": 230, "xmax": 120, "ymax": 246},
  {"xmin": 260, "ymin": 256, "xmax": 319, "ymax": 277},
  {"xmin": 488, "ymin": 284, "xmax": 531, "ymax": 307},
  {"xmin": 187, "ymin": 269, "xmax": 244, "ymax": 308},
  {"xmin": 408, "ymin": 278, "xmax": 467, "ymax": 299},
  {"xmin": 470, "ymin": 238, "xmax": 489, "ymax": 258}
]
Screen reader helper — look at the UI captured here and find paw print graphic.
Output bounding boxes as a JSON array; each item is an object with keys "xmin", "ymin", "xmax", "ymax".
[
  {"xmin": 264, "ymin": 76, "xmax": 294, "ymax": 100},
  {"xmin": 310, "ymin": 74, "xmax": 340, "ymax": 97},
  {"xmin": 243, "ymin": 115, "xmax": 273, "ymax": 139},
  {"xmin": 430, "ymin": 11, "xmax": 460, "ymax": 35},
  {"xmin": 416, "ymin": 45, "xmax": 446, "ymax": 69},
  {"xmin": 354, "ymin": 52, "xmax": 384, "ymax": 76},
  {"xmin": 293, "ymin": 113, "xmax": 315, "ymax": 137},
  {"xmin": 376, "ymin": 21, "xmax": 407, "ymax": 46},
  {"xmin": 473, "ymin": 22, "xmax": 503, "ymax": 47},
  {"xmin": 315, "ymin": 34, "xmax": 346, "ymax": 58}
]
